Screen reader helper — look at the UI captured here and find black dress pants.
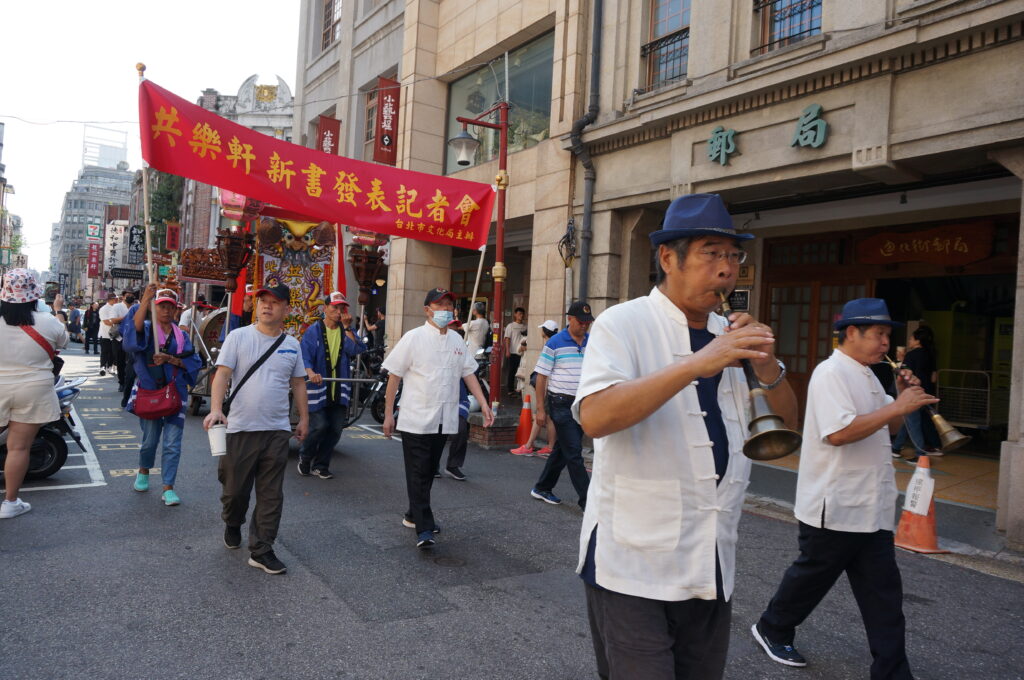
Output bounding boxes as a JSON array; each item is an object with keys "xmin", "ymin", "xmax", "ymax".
[
  {"xmin": 758, "ymin": 522, "xmax": 912, "ymax": 680},
  {"xmin": 401, "ymin": 430, "xmax": 447, "ymax": 534}
]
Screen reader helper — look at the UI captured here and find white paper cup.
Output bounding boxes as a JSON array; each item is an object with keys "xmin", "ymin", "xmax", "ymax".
[{"xmin": 208, "ymin": 423, "xmax": 227, "ymax": 456}]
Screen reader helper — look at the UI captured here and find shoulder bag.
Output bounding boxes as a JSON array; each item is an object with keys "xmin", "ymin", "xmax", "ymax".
[
  {"xmin": 21, "ymin": 325, "xmax": 64, "ymax": 377},
  {"xmin": 222, "ymin": 333, "xmax": 287, "ymax": 416},
  {"xmin": 133, "ymin": 327, "xmax": 182, "ymax": 420}
]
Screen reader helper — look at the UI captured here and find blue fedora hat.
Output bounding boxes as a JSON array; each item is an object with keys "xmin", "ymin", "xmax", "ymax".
[
  {"xmin": 834, "ymin": 298, "xmax": 905, "ymax": 329},
  {"xmin": 650, "ymin": 193, "xmax": 754, "ymax": 247}
]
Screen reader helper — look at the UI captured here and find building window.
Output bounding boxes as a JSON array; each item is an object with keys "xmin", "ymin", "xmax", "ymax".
[
  {"xmin": 363, "ymin": 89, "xmax": 377, "ymax": 161},
  {"xmin": 445, "ymin": 32, "xmax": 554, "ymax": 173},
  {"xmin": 642, "ymin": 0, "xmax": 690, "ymax": 92},
  {"xmin": 754, "ymin": 0, "xmax": 822, "ymax": 55},
  {"xmin": 322, "ymin": 0, "xmax": 343, "ymax": 51}
]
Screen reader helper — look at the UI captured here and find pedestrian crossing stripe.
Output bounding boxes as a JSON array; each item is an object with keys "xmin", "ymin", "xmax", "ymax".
[{"xmin": 109, "ymin": 468, "xmax": 160, "ymax": 477}]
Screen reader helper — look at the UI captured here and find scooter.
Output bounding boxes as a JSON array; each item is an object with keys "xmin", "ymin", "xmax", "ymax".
[{"xmin": 0, "ymin": 376, "xmax": 88, "ymax": 480}]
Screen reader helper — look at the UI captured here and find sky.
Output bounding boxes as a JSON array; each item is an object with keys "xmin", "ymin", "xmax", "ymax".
[{"xmin": 1, "ymin": 1, "xmax": 300, "ymax": 271}]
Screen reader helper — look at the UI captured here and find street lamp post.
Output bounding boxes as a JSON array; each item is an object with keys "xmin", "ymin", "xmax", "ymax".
[{"xmin": 448, "ymin": 101, "xmax": 510, "ymax": 411}]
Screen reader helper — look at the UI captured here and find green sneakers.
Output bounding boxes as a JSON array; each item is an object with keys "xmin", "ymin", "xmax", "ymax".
[
  {"xmin": 133, "ymin": 473, "xmax": 149, "ymax": 492},
  {"xmin": 162, "ymin": 490, "xmax": 181, "ymax": 506}
]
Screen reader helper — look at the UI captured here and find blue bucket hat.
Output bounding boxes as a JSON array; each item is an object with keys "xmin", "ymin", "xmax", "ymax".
[
  {"xmin": 834, "ymin": 298, "xmax": 905, "ymax": 330},
  {"xmin": 649, "ymin": 193, "xmax": 754, "ymax": 247}
]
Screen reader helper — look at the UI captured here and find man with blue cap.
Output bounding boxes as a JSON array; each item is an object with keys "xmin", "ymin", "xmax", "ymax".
[
  {"xmin": 574, "ymin": 193, "xmax": 797, "ymax": 678},
  {"xmin": 751, "ymin": 298, "xmax": 937, "ymax": 679}
]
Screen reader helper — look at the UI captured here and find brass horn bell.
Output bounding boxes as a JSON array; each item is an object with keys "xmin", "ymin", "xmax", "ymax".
[
  {"xmin": 745, "ymin": 386, "xmax": 803, "ymax": 461},
  {"xmin": 929, "ymin": 408, "xmax": 971, "ymax": 452}
]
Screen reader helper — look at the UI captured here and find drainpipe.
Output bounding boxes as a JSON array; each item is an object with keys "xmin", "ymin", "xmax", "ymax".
[{"xmin": 569, "ymin": 0, "xmax": 602, "ymax": 303}]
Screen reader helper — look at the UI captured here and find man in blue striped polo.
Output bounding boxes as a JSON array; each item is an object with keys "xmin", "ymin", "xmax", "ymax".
[{"xmin": 530, "ymin": 300, "xmax": 594, "ymax": 510}]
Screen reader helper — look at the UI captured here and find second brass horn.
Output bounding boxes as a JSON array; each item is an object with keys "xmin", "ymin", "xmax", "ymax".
[
  {"xmin": 719, "ymin": 292, "xmax": 802, "ymax": 461},
  {"xmin": 885, "ymin": 355, "xmax": 971, "ymax": 453}
]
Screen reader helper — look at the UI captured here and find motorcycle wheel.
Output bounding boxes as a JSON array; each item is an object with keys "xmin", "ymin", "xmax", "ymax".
[
  {"xmin": 371, "ymin": 396, "xmax": 386, "ymax": 424},
  {"xmin": 25, "ymin": 429, "xmax": 69, "ymax": 481}
]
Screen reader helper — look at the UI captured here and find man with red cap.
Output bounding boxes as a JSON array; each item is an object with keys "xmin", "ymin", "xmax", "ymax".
[
  {"xmin": 382, "ymin": 287, "xmax": 494, "ymax": 549},
  {"xmin": 298, "ymin": 291, "xmax": 366, "ymax": 479}
]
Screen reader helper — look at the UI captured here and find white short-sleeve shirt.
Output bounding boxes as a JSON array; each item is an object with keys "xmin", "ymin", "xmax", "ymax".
[
  {"xmin": 382, "ymin": 322, "xmax": 478, "ymax": 435},
  {"xmin": 794, "ymin": 348, "xmax": 899, "ymax": 533},
  {"xmin": 571, "ymin": 287, "xmax": 752, "ymax": 602},
  {"xmin": 98, "ymin": 301, "xmax": 128, "ymax": 339}
]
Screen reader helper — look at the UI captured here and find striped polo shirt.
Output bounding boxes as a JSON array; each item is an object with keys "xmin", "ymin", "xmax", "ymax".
[{"xmin": 535, "ymin": 328, "xmax": 588, "ymax": 396}]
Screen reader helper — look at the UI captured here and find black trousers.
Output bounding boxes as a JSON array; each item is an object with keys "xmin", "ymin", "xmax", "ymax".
[
  {"xmin": 99, "ymin": 338, "xmax": 115, "ymax": 369},
  {"xmin": 758, "ymin": 522, "xmax": 912, "ymax": 680},
  {"xmin": 218, "ymin": 430, "xmax": 291, "ymax": 557},
  {"xmin": 586, "ymin": 583, "xmax": 731, "ymax": 680},
  {"xmin": 506, "ymin": 353, "xmax": 521, "ymax": 393},
  {"xmin": 113, "ymin": 339, "xmax": 126, "ymax": 386},
  {"xmin": 84, "ymin": 330, "xmax": 99, "ymax": 353},
  {"xmin": 401, "ymin": 430, "xmax": 448, "ymax": 534},
  {"xmin": 443, "ymin": 416, "xmax": 469, "ymax": 470}
]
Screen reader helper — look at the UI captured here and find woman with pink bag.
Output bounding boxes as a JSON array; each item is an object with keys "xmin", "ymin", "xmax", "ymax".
[{"xmin": 122, "ymin": 283, "xmax": 201, "ymax": 506}]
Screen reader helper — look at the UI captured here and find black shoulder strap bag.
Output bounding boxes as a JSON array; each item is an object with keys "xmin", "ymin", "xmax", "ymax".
[{"xmin": 222, "ymin": 333, "xmax": 287, "ymax": 416}]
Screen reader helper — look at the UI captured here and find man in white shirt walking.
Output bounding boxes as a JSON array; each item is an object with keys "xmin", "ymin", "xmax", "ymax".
[
  {"xmin": 751, "ymin": 298, "xmax": 935, "ymax": 679},
  {"xmin": 98, "ymin": 292, "xmax": 128, "ymax": 378},
  {"xmin": 503, "ymin": 307, "xmax": 527, "ymax": 395},
  {"xmin": 575, "ymin": 193, "xmax": 797, "ymax": 679},
  {"xmin": 382, "ymin": 288, "xmax": 493, "ymax": 549},
  {"xmin": 204, "ymin": 282, "xmax": 309, "ymax": 575}
]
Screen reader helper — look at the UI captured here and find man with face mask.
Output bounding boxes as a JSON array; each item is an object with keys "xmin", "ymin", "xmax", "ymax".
[{"xmin": 382, "ymin": 288, "xmax": 494, "ymax": 549}]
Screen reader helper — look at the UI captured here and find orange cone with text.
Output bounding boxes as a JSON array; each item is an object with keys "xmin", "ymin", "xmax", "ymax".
[
  {"xmin": 515, "ymin": 394, "xmax": 532, "ymax": 446},
  {"xmin": 895, "ymin": 455, "xmax": 948, "ymax": 554}
]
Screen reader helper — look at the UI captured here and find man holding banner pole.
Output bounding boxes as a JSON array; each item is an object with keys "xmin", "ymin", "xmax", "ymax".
[{"xmin": 751, "ymin": 298, "xmax": 937, "ymax": 679}]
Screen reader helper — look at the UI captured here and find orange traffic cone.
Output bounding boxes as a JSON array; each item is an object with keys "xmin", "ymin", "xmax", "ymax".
[
  {"xmin": 895, "ymin": 455, "xmax": 948, "ymax": 554},
  {"xmin": 515, "ymin": 394, "xmax": 532, "ymax": 446}
]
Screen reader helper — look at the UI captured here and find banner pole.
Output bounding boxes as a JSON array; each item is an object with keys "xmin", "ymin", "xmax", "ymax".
[
  {"xmin": 469, "ymin": 243, "xmax": 487, "ymax": 320},
  {"xmin": 137, "ymin": 63, "xmax": 159, "ymax": 323}
]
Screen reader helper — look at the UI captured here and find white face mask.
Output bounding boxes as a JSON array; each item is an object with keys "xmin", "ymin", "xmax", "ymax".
[
  {"xmin": 36, "ymin": 299, "xmax": 49, "ymax": 312},
  {"xmin": 432, "ymin": 310, "xmax": 454, "ymax": 327}
]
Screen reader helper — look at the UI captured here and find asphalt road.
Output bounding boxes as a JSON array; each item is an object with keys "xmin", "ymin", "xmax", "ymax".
[{"xmin": 2, "ymin": 346, "xmax": 1023, "ymax": 679}]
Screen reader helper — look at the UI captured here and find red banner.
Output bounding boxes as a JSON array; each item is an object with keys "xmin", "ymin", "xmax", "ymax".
[
  {"xmin": 373, "ymin": 78, "xmax": 400, "ymax": 166},
  {"xmin": 140, "ymin": 80, "xmax": 493, "ymax": 250},
  {"xmin": 165, "ymin": 221, "xmax": 181, "ymax": 251},
  {"xmin": 87, "ymin": 243, "xmax": 101, "ymax": 278},
  {"xmin": 317, "ymin": 115, "xmax": 341, "ymax": 155}
]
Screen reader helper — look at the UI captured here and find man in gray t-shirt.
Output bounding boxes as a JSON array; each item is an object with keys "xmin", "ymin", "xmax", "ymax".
[{"xmin": 205, "ymin": 283, "xmax": 308, "ymax": 575}]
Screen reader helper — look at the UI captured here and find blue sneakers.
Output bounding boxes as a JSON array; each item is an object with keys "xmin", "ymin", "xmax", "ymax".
[
  {"xmin": 530, "ymin": 488, "xmax": 562, "ymax": 505},
  {"xmin": 162, "ymin": 489, "xmax": 181, "ymax": 506},
  {"xmin": 751, "ymin": 622, "xmax": 808, "ymax": 667},
  {"xmin": 416, "ymin": 531, "xmax": 436, "ymax": 548}
]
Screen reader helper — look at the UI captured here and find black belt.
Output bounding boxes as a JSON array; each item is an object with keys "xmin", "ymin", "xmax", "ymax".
[{"xmin": 546, "ymin": 392, "xmax": 574, "ymax": 403}]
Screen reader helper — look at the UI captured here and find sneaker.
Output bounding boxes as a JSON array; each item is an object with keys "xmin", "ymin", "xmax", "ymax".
[
  {"xmin": 750, "ymin": 622, "xmax": 807, "ymax": 667},
  {"xmin": 224, "ymin": 525, "xmax": 242, "ymax": 549},
  {"xmin": 531, "ymin": 488, "xmax": 562, "ymax": 505},
  {"xmin": 248, "ymin": 550, "xmax": 287, "ymax": 574},
  {"xmin": 162, "ymin": 489, "xmax": 181, "ymax": 506},
  {"xmin": 297, "ymin": 459, "xmax": 311, "ymax": 476},
  {"xmin": 0, "ymin": 498, "xmax": 32, "ymax": 519},
  {"xmin": 416, "ymin": 531, "xmax": 436, "ymax": 548},
  {"xmin": 312, "ymin": 469, "xmax": 334, "ymax": 480},
  {"xmin": 536, "ymin": 447, "xmax": 553, "ymax": 456},
  {"xmin": 510, "ymin": 445, "xmax": 536, "ymax": 456},
  {"xmin": 891, "ymin": 449, "xmax": 903, "ymax": 458},
  {"xmin": 925, "ymin": 448, "xmax": 945, "ymax": 457},
  {"xmin": 445, "ymin": 466, "xmax": 466, "ymax": 481},
  {"xmin": 402, "ymin": 515, "xmax": 441, "ymax": 533},
  {"xmin": 433, "ymin": 470, "xmax": 442, "ymax": 478},
  {"xmin": 133, "ymin": 473, "xmax": 149, "ymax": 492}
]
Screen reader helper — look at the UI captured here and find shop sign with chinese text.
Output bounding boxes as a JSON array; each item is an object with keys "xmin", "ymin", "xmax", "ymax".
[
  {"xmin": 87, "ymin": 242, "xmax": 101, "ymax": 278},
  {"xmin": 127, "ymin": 225, "xmax": 146, "ymax": 265},
  {"xmin": 373, "ymin": 78, "xmax": 400, "ymax": 166},
  {"xmin": 140, "ymin": 79, "xmax": 493, "ymax": 250},
  {"xmin": 318, "ymin": 115, "xmax": 341, "ymax": 155},
  {"xmin": 855, "ymin": 222, "xmax": 993, "ymax": 266}
]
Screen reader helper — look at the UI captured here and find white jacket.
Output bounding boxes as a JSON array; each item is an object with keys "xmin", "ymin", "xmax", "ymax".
[{"xmin": 572, "ymin": 288, "xmax": 752, "ymax": 602}]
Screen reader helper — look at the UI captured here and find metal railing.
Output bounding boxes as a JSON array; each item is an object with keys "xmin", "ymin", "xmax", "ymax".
[{"xmin": 936, "ymin": 369, "xmax": 1008, "ymax": 429}]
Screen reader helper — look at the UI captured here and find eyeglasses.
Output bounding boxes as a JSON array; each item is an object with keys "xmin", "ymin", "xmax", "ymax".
[{"xmin": 695, "ymin": 248, "xmax": 747, "ymax": 265}]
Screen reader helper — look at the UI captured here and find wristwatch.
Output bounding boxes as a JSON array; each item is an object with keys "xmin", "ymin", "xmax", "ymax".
[{"xmin": 758, "ymin": 359, "xmax": 787, "ymax": 391}]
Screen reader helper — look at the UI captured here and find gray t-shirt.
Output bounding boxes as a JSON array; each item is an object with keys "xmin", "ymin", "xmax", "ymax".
[{"xmin": 216, "ymin": 325, "xmax": 304, "ymax": 433}]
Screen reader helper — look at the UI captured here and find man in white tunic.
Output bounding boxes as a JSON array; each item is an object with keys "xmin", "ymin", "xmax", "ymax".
[
  {"xmin": 575, "ymin": 193, "xmax": 797, "ymax": 679},
  {"xmin": 382, "ymin": 287, "xmax": 494, "ymax": 549},
  {"xmin": 751, "ymin": 298, "xmax": 935, "ymax": 679}
]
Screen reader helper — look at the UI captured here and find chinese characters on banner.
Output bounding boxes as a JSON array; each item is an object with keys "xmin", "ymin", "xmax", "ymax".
[
  {"xmin": 128, "ymin": 225, "xmax": 146, "ymax": 265},
  {"xmin": 165, "ymin": 222, "xmax": 181, "ymax": 251},
  {"xmin": 707, "ymin": 102, "xmax": 832, "ymax": 167},
  {"xmin": 87, "ymin": 242, "xmax": 101, "ymax": 278},
  {"xmin": 855, "ymin": 222, "xmax": 994, "ymax": 266},
  {"xmin": 318, "ymin": 115, "xmax": 341, "ymax": 155},
  {"xmin": 373, "ymin": 78, "xmax": 400, "ymax": 166},
  {"xmin": 140, "ymin": 80, "xmax": 493, "ymax": 250}
]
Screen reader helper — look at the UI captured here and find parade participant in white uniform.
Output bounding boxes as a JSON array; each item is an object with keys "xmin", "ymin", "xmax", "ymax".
[
  {"xmin": 382, "ymin": 287, "xmax": 494, "ymax": 549},
  {"xmin": 574, "ymin": 194, "xmax": 797, "ymax": 679},
  {"xmin": 752, "ymin": 298, "xmax": 935, "ymax": 679}
]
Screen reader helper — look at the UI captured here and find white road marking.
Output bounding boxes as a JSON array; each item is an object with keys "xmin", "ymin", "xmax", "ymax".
[
  {"xmin": 357, "ymin": 424, "xmax": 399, "ymax": 440},
  {"xmin": 20, "ymin": 405, "xmax": 107, "ymax": 492}
]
